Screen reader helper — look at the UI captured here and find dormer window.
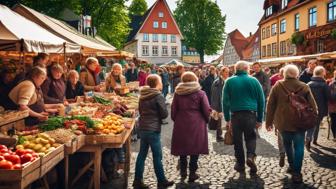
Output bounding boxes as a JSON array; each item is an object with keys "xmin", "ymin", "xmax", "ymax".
[
  {"xmin": 159, "ymin": 12, "xmax": 164, "ymax": 18},
  {"xmin": 266, "ymin": 6, "xmax": 273, "ymax": 17},
  {"xmin": 281, "ymin": 0, "xmax": 288, "ymax": 9}
]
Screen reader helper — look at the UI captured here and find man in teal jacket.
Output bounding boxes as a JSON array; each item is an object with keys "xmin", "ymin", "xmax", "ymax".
[{"xmin": 222, "ymin": 61, "xmax": 265, "ymax": 175}]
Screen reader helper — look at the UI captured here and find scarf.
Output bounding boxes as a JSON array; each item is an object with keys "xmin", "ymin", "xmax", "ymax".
[
  {"xmin": 140, "ymin": 86, "xmax": 161, "ymax": 100},
  {"xmin": 175, "ymin": 81, "xmax": 201, "ymax": 95}
]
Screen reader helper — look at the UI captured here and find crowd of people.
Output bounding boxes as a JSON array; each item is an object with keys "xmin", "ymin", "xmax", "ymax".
[{"xmin": 0, "ymin": 53, "xmax": 335, "ymax": 188}]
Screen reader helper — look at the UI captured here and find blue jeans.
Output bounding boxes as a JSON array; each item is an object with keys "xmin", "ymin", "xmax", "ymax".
[
  {"xmin": 306, "ymin": 116, "xmax": 323, "ymax": 142},
  {"xmin": 134, "ymin": 131, "xmax": 166, "ymax": 182},
  {"xmin": 162, "ymin": 85, "xmax": 169, "ymax": 98},
  {"xmin": 281, "ymin": 131, "xmax": 305, "ymax": 174}
]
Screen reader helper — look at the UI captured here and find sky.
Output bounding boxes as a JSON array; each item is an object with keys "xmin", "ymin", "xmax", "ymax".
[{"xmin": 129, "ymin": 0, "xmax": 265, "ymax": 61}]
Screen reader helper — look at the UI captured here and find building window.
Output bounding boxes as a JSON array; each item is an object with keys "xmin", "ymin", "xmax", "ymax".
[
  {"xmin": 162, "ymin": 46, "xmax": 168, "ymax": 56},
  {"xmin": 281, "ymin": 0, "xmax": 288, "ymax": 9},
  {"xmin": 295, "ymin": 14, "xmax": 300, "ymax": 31},
  {"xmin": 309, "ymin": 7, "xmax": 317, "ymax": 27},
  {"xmin": 152, "ymin": 34, "xmax": 158, "ymax": 42},
  {"xmin": 287, "ymin": 40, "xmax": 294, "ymax": 55},
  {"xmin": 171, "ymin": 46, "xmax": 177, "ymax": 56},
  {"xmin": 142, "ymin": 45, "xmax": 149, "ymax": 56},
  {"xmin": 280, "ymin": 19, "xmax": 286, "ymax": 33},
  {"xmin": 152, "ymin": 46, "xmax": 158, "ymax": 56},
  {"xmin": 162, "ymin": 34, "xmax": 167, "ymax": 42},
  {"xmin": 266, "ymin": 26, "xmax": 270, "ymax": 38},
  {"xmin": 267, "ymin": 44, "xmax": 271, "ymax": 57},
  {"xmin": 271, "ymin": 24, "xmax": 277, "ymax": 36},
  {"xmin": 171, "ymin": 35, "xmax": 176, "ymax": 43},
  {"xmin": 262, "ymin": 46, "xmax": 266, "ymax": 57},
  {"xmin": 143, "ymin": 33, "xmax": 149, "ymax": 42},
  {"xmin": 262, "ymin": 28, "xmax": 266, "ymax": 39},
  {"xmin": 328, "ymin": 1, "xmax": 336, "ymax": 22},
  {"xmin": 153, "ymin": 21, "xmax": 159, "ymax": 28},
  {"xmin": 266, "ymin": 6, "xmax": 273, "ymax": 17},
  {"xmin": 162, "ymin": 22, "xmax": 167, "ymax": 29},
  {"xmin": 159, "ymin": 12, "xmax": 164, "ymax": 18},
  {"xmin": 317, "ymin": 40, "xmax": 324, "ymax": 53},
  {"xmin": 272, "ymin": 43, "xmax": 277, "ymax": 56},
  {"xmin": 280, "ymin": 41, "xmax": 286, "ymax": 55}
]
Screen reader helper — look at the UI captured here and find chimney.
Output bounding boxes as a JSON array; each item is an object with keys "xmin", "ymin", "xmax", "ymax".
[{"xmin": 249, "ymin": 32, "xmax": 252, "ymax": 37}]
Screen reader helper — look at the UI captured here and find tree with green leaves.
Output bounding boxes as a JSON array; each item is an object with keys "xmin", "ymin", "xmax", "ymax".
[
  {"xmin": 174, "ymin": 0, "xmax": 226, "ymax": 63},
  {"xmin": 128, "ymin": 0, "xmax": 148, "ymax": 16}
]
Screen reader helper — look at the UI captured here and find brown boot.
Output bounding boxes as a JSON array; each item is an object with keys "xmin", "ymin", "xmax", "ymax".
[{"xmin": 292, "ymin": 173, "xmax": 303, "ymax": 184}]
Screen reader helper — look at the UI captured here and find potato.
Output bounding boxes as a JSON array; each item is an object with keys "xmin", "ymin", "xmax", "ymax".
[
  {"xmin": 35, "ymin": 138, "xmax": 42, "ymax": 144},
  {"xmin": 39, "ymin": 138, "xmax": 49, "ymax": 145},
  {"xmin": 16, "ymin": 145, "xmax": 24, "ymax": 150},
  {"xmin": 33, "ymin": 144, "xmax": 43, "ymax": 151},
  {"xmin": 24, "ymin": 135, "xmax": 35, "ymax": 141},
  {"xmin": 48, "ymin": 138, "xmax": 56, "ymax": 144},
  {"xmin": 23, "ymin": 141, "xmax": 30, "ymax": 148},
  {"xmin": 39, "ymin": 147, "xmax": 47, "ymax": 153},
  {"xmin": 38, "ymin": 133, "xmax": 50, "ymax": 140},
  {"xmin": 44, "ymin": 143, "xmax": 51, "ymax": 149}
]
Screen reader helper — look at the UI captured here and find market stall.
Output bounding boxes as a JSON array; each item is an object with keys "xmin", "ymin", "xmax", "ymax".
[{"xmin": 0, "ymin": 92, "xmax": 139, "ymax": 189}]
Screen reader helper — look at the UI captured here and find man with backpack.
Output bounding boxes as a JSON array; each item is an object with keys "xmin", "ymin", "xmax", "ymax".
[
  {"xmin": 306, "ymin": 66, "xmax": 330, "ymax": 150},
  {"xmin": 266, "ymin": 64, "xmax": 317, "ymax": 184}
]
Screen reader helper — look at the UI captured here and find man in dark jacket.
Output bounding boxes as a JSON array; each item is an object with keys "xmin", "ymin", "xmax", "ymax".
[
  {"xmin": 210, "ymin": 67, "xmax": 229, "ymax": 141},
  {"xmin": 252, "ymin": 62, "xmax": 271, "ymax": 98},
  {"xmin": 133, "ymin": 74, "xmax": 174, "ymax": 189},
  {"xmin": 299, "ymin": 59, "xmax": 317, "ymax": 84},
  {"xmin": 125, "ymin": 63, "xmax": 138, "ymax": 82},
  {"xmin": 202, "ymin": 66, "xmax": 216, "ymax": 104},
  {"xmin": 306, "ymin": 66, "xmax": 329, "ymax": 150},
  {"xmin": 172, "ymin": 65, "xmax": 184, "ymax": 92}
]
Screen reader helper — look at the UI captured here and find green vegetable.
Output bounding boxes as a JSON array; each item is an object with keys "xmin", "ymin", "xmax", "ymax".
[
  {"xmin": 93, "ymin": 95, "xmax": 111, "ymax": 105},
  {"xmin": 18, "ymin": 135, "xmax": 26, "ymax": 145},
  {"xmin": 39, "ymin": 116, "xmax": 65, "ymax": 131},
  {"xmin": 69, "ymin": 115, "xmax": 95, "ymax": 128}
]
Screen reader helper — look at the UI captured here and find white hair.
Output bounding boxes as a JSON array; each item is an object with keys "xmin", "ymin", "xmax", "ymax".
[
  {"xmin": 235, "ymin": 61, "xmax": 251, "ymax": 72},
  {"xmin": 112, "ymin": 63, "xmax": 122, "ymax": 70},
  {"xmin": 313, "ymin": 66, "xmax": 325, "ymax": 77},
  {"xmin": 283, "ymin": 64, "xmax": 300, "ymax": 79},
  {"xmin": 68, "ymin": 70, "xmax": 79, "ymax": 78},
  {"xmin": 85, "ymin": 57, "xmax": 98, "ymax": 65}
]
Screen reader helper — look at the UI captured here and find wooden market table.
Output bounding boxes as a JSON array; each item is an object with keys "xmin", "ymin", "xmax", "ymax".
[{"xmin": 65, "ymin": 121, "xmax": 135, "ymax": 189}]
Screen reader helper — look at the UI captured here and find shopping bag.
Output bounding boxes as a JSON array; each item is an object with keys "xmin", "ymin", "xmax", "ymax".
[
  {"xmin": 208, "ymin": 117, "xmax": 219, "ymax": 130},
  {"xmin": 224, "ymin": 128, "xmax": 233, "ymax": 145}
]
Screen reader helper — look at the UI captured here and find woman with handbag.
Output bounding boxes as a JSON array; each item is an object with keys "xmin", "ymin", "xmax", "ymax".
[
  {"xmin": 266, "ymin": 64, "xmax": 317, "ymax": 184},
  {"xmin": 210, "ymin": 66, "xmax": 230, "ymax": 142},
  {"xmin": 171, "ymin": 72, "xmax": 211, "ymax": 183}
]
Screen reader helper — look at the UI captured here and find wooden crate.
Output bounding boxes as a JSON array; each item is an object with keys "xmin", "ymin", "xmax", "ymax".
[
  {"xmin": 40, "ymin": 145, "xmax": 64, "ymax": 176},
  {"xmin": 0, "ymin": 157, "xmax": 41, "ymax": 189},
  {"xmin": 85, "ymin": 131, "xmax": 125, "ymax": 145},
  {"xmin": 0, "ymin": 110, "xmax": 29, "ymax": 127},
  {"xmin": 64, "ymin": 135, "xmax": 85, "ymax": 155}
]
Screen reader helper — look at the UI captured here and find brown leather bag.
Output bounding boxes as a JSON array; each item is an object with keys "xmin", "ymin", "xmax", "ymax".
[
  {"xmin": 224, "ymin": 128, "xmax": 233, "ymax": 145},
  {"xmin": 279, "ymin": 82, "xmax": 318, "ymax": 130}
]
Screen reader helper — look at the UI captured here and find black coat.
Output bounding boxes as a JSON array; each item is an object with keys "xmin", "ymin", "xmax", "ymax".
[
  {"xmin": 65, "ymin": 81, "xmax": 84, "ymax": 100},
  {"xmin": 308, "ymin": 77, "xmax": 330, "ymax": 117},
  {"xmin": 139, "ymin": 94, "xmax": 168, "ymax": 132},
  {"xmin": 202, "ymin": 74, "xmax": 215, "ymax": 104},
  {"xmin": 210, "ymin": 78, "xmax": 225, "ymax": 112},
  {"xmin": 299, "ymin": 69, "xmax": 313, "ymax": 84},
  {"xmin": 125, "ymin": 68, "xmax": 138, "ymax": 82},
  {"xmin": 253, "ymin": 71, "xmax": 270, "ymax": 97}
]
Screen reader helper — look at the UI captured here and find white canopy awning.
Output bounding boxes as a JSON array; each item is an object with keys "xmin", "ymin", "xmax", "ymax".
[{"xmin": 0, "ymin": 5, "xmax": 80, "ymax": 53}]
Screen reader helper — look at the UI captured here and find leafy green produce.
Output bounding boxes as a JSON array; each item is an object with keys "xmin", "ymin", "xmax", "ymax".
[
  {"xmin": 69, "ymin": 115, "xmax": 95, "ymax": 128},
  {"xmin": 39, "ymin": 116, "xmax": 65, "ymax": 131},
  {"xmin": 18, "ymin": 135, "xmax": 25, "ymax": 145},
  {"xmin": 93, "ymin": 95, "xmax": 111, "ymax": 105}
]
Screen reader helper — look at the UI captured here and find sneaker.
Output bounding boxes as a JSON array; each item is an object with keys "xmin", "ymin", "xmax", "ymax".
[
  {"xmin": 234, "ymin": 163, "xmax": 245, "ymax": 173},
  {"xmin": 279, "ymin": 153, "xmax": 285, "ymax": 167},
  {"xmin": 132, "ymin": 180, "xmax": 149, "ymax": 189},
  {"xmin": 292, "ymin": 173, "xmax": 303, "ymax": 184},
  {"xmin": 246, "ymin": 157, "xmax": 257, "ymax": 174},
  {"xmin": 216, "ymin": 136, "xmax": 225, "ymax": 142},
  {"xmin": 188, "ymin": 173, "xmax": 200, "ymax": 183},
  {"xmin": 305, "ymin": 140, "xmax": 311, "ymax": 152},
  {"xmin": 157, "ymin": 180, "xmax": 174, "ymax": 188}
]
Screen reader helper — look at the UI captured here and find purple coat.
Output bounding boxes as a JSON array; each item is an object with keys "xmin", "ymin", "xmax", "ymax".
[{"xmin": 171, "ymin": 90, "xmax": 211, "ymax": 156}]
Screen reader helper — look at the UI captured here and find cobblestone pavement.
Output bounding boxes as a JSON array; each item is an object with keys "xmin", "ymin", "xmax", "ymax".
[{"xmin": 127, "ymin": 102, "xmax": 336, "ymax": 189}]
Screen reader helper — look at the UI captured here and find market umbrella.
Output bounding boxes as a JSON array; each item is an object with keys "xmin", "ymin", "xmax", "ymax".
[{"xmin": 160, "ymin": 59, "xmax": 193, "ymax": 67}]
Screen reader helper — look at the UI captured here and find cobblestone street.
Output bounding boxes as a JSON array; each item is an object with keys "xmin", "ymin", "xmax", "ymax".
[{"xmin": 128, "ymin": 102, "xmax": 336, "ymax": 189}]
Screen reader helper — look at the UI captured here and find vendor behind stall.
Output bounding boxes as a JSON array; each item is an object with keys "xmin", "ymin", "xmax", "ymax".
[
  {"xmin": 66, "ymin": 70, "xmax": 84, "ymax": 102},
  {"xmin": 105, "ymin": 63, "xmax": 126, "ymax": 92},
  {"xmin": 80, "ymin": 57, "xmax": 102, "ymax": 92},
  {"xmin": 8, "ymin": 67, "xmax": 62, "ymax": 126},
  {"xmin": 41, "ymin": 64, "xmax": 67, "ymax": 105}
]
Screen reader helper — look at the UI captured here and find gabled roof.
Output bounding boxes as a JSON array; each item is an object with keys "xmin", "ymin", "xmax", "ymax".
[
  {"xmin": 228, "ymin": 29, "xmax": 250, "ymax": 58},
  {"xmin": 125, "ymin": 0, "xmax": 183, "ymax": 44},
  {"xmin": 242, "ymin": 29, "xmax": 260, "ymax": 59}
]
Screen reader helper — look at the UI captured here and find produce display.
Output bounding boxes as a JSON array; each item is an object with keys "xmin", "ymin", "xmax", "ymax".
[
  {"xmin": 68, "ymin": 106, "xmax": 98, "ymax": 116},
  {"xmin": 94, "ymin": 114, "xmax": 125, "ymax": 135},
  {"xmin": 18, "ymin": 133, "xmax": 61, "ymax": 156},
  {"xmin": 93, "ymin": 95, "xmax": 112, "ymax": 105},
  {"xmin": 0, "ymin": 145, "xmax": 38, "ymax": 170},
  {"xmin": 44, "ymin": 128, "xmax": 77, "ymax": 144}
]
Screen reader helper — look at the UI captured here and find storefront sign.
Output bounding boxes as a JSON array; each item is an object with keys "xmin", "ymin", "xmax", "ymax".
[{"xmin": 305, "ymin": 29, "xmax": 332, "ymax": 40}]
